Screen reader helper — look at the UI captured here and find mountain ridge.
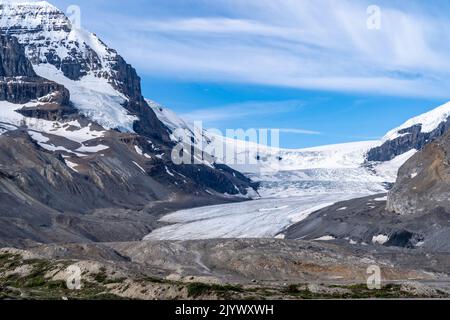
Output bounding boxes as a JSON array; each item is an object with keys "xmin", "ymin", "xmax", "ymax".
[{"xmin": 367, "ymin": 102, "xmax": 450, "ymax": 162}]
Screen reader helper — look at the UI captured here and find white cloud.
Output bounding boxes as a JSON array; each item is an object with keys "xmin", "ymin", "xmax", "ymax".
[
  {"xmin": 181, "ymin": 100, "xmax": 304, "ymax": 123},
  {"xmin": 79, "ymin": 0, "xmax": 450, "ymax": 98},
  {"xmin": 279, "ymin": 128, "xmax": 322, "ymax": 135}
]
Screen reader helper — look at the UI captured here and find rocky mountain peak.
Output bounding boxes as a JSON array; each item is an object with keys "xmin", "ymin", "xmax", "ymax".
[
  {"xmin": 0, "ymin": 1, "xmax": 258, "ymax": 247},
  {"xmin": 0, "ymin": 0, "xmax": 169, "ymax": 139},
  {"xmin": 0, "ymin": 1, "xmax": 105, "ymax": 81}
]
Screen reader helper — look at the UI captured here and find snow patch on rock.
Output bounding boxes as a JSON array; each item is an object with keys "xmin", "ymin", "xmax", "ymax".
[
  {"xmin": 314, "ymin": 235, "xmax": 336, "ymax": 241},
  {"xmin": 372, "ymin": 234, "xmax": 389, "ymax": 245}
]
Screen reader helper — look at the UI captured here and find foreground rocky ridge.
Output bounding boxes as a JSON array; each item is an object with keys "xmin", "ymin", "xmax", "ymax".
[{"xmin": 1, "ymin": 239, "xmax": 449, "ymax": 300}]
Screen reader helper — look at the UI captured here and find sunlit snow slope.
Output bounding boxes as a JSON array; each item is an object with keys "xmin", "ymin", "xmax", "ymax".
[{"xmin": 382, "ymin": 101, "xmax": 450, "ymax": 142}]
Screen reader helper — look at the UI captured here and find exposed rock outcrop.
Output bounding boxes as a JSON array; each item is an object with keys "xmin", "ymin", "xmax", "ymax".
[
  {"xmin": 0, "ymin": 76, "xmax": 70, "ymax": 104},
  {"xmin": 367, "ymin": 120, "xmax": 450, "ymax": 162},
  {"xmin": 0, "ymin": 33, "xmax": 36, "ymax": 77},
  {"xmin": 15, "ymin": 103, "xmax": 76, "ymax": 121},
  {"xmin": 0, "ymin": 34, "xmax": 70, "ymax": 104},
  {"xmin": 387, "ymin": 130, "xmax": 450, "ymax": 215}
]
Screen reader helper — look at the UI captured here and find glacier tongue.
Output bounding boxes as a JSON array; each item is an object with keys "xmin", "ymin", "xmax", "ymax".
[
  {"xmin": 142, "ymin": 148, "xmax": 415, "ymax": 240},
  {"xmin": 144, "ymin": 194, "xmax": 364, "ymax": 240}
]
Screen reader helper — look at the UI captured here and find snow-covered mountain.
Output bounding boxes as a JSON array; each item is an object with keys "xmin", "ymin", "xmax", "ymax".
[
  {"xmin": 0, "ymin": 1, "xmax": 142, "ymax": 132},
  {"xmin": 0, "ymin": 1, "xmax": 256, "ymax": 245},
  {"xmin": 383, "ymin": 102, "xmax": 450, "ymax": 141},
  {"xmin": 0, "ymin": 0, "xmax": 254, "ymax": 193},
  {"xmin": 368, "ymin": 102, "xmax": 450, "ymax": 162}
]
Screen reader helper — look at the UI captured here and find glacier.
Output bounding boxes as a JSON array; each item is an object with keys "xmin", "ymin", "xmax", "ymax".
[
  {"xmin": 143, "ymin": 104, "xmax": 418, "ymax": 240},
  {"xmin": 144, "ymin": 194, "xmax": 364, "ymax": 240}
]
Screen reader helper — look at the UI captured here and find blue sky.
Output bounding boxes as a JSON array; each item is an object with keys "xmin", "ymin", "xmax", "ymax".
[{"xmin": 49, "ymin": 0, "xmax": 450, "ymax": 148}]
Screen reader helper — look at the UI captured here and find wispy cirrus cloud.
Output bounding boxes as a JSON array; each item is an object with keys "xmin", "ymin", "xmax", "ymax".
[
  {"xmin": 180, "ymin": 100, "xmax": 321, "ymax": 135},
  {"xmin": 181, "ymin": 100, "xmax": 305, "ymax": 123},
  {"xmin": 53, "ymin": 0, "xmax": 450, "ymax": 98},
  {"xmin": 279, "ymin": 128, "xmax": 322, "ymax": 135}
]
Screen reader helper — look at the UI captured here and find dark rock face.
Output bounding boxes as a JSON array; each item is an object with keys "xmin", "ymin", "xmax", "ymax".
[
  {"xmin": 0, "ymin": 34, "xmax": 70, "ymax": 104},
  {"xmin": 173, "ymin": 163, "xmax": 256, "ymax": 195},
  {"xmin": 367, "ymin": 120, "xmax": 450, "ymax": 162},
  {"xmin": 15, "ymin": 103, "xmax": 76, "ymax": 121},
  {"xmin": 45, "ymin": 47, "xmax": 102, "ymax": 81},
  {"xmin": 387, "ymin": 130, "xmax": 450, "ymax": 215},
  {"xmin": 0, "ymin": 34, "xmax": 36, "ymax": 77},
  {"xmin": 0, "ymin": 76, "xmax": 70, "ymax": 104},
  {"xmin": 384, "ymin": 230, "xmax": 416, "ymax": 248},
  {"xmin": 111, "ymin": 55, "xmax": 142, "ymax": 100},
  {"xmin": 108, "ymin": 54, "xmax": 170, "ymax": 141}
]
